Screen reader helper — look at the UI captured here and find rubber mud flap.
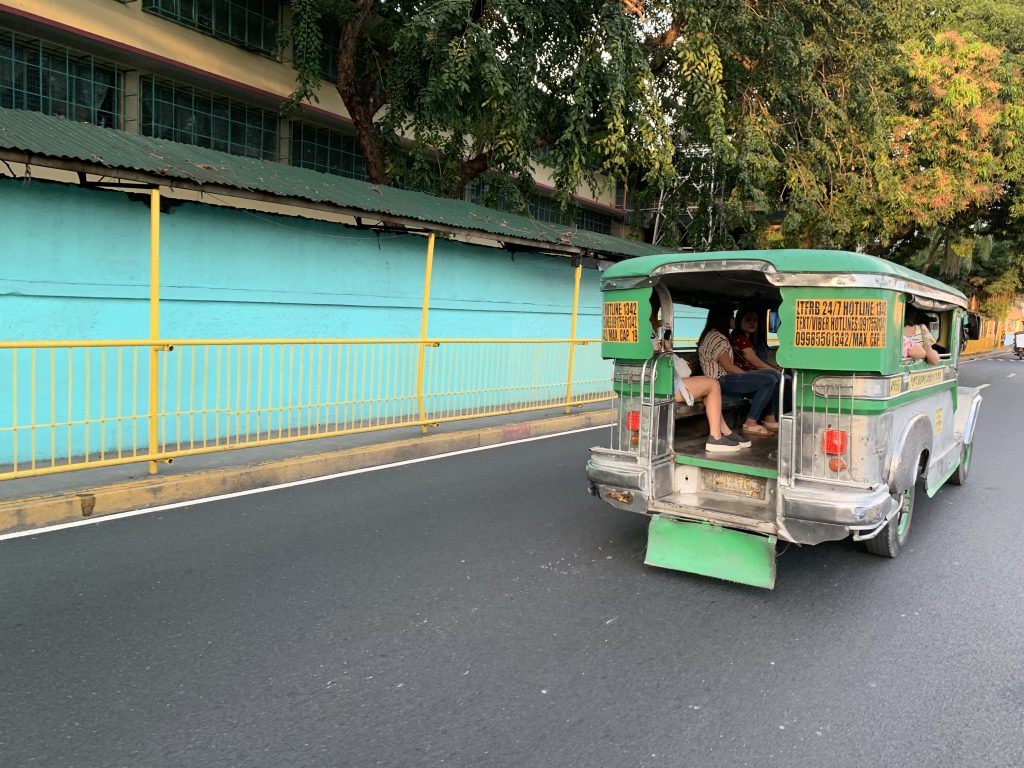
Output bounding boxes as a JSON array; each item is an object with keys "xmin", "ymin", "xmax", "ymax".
[{"xmin": 644, "ymin": 516, "xmax": 777, "ymax": 589}]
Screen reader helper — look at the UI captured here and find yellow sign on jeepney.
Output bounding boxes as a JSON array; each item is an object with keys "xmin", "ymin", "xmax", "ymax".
[
  {"xmin": 602, "ymin": 301, "xmax": 639, "ymax": 343},
  {"xmin": 908, "ymin": 369, "xmax": 945, "ymax": 390},
  {"xmin": 793, "ymin": 299, "xmax": 887, "ymax": 348}
]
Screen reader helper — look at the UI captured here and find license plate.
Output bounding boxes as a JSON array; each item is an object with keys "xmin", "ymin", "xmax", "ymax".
[{"xmin": 701, "ymin": 469, "xmax": 766, "ymax": 499}]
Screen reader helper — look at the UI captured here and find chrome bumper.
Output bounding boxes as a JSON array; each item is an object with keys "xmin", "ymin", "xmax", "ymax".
[
  {"xmin": 586, "ymin": 448, "xmax": 648, "ymax": 494},
  {"xmin": 781, "ymin": 480, "xmax": 896, "ymax": 527},
  {"xmin": 586, "ymin": 447, "xmax": 664, "ymax": 514}
]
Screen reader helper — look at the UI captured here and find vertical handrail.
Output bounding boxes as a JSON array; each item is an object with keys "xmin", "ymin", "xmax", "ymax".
[
  {"xmin": 564, "ymin": 259, "xmax": 582, "ymax": 413},
  {"xmin": 777, "ymin": 366, "xmax": 790, "ymax": 487},
  {"xmin": 638, "ymin": 352, "xmax": 664, "ymax": 460},
  {"xmin": 11, "ymin": 350, "xmax": 17, "ymax": 476},
  {"xmin": 148, "ymin": 188, "xmax": 160, "ymax": 475},
  {"xmin": 790, "ymin": 370, "xmax": 800, "ymax": 479},
  {"xmin": 416, "ymin": 232, "xmax": 435, "ymax": 433}
]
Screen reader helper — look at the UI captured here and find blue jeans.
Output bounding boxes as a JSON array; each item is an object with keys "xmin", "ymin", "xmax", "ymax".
[{"xmin": 718, "ymin": 370, "xmax": 781, "ymax": 422}]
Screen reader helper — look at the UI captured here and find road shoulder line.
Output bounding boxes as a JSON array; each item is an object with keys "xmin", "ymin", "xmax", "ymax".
[{"xmin": 0, "ymin": 410, "xmax": 614, "ymax": 538}]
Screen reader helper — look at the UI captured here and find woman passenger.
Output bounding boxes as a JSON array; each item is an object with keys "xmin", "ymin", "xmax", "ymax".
[
  {"xmin": 649, "ymin": 296, "xmax": 750, "ymax": 453},
  {"xmin": 731, "ymin": 306, "xmax": 783, "ymax": 373},
  {"xmin": 903, "ymin": 308, "xmax": 941, "ymax": 365},
  {"xmin": 698, "ymin": 305, "xmax": 781, "ymax": 435}
]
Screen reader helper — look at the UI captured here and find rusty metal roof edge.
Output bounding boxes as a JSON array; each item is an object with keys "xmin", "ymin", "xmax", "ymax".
[{"xmin": 0, "ymin": 109, "xmax": 669, "ymax": 260}]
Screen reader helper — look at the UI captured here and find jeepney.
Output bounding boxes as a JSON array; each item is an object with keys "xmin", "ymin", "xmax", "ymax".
[{"xmin": 586, "ymin": 250, "xmax": 983, "ymax": 588}]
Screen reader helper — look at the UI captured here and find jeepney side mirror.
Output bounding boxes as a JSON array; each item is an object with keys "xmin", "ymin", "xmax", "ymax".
[{"xmin": 768, "ymin": 309, "xmax": 782, "ymax": 334}]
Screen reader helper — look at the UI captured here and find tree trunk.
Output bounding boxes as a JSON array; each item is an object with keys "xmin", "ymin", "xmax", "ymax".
[
  {"xmin": 335, "ymin": 0, "xmax": 389, "ymax": 185},
  {"xmin": 450, "ymin": 152, "xmax": 494, "ymax": 200},
  {"xmin": 349, "ymin": 103, "xmax": 388, "ymax": 185}
]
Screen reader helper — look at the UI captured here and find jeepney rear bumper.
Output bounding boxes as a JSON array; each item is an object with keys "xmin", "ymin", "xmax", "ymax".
[
  {"xmin": 586, "ymin": 447, "xmax": 672, "ymax": 514},
  {"xmin": 781, "ymin": 481, "xmax": 897, "ymax": 528},
  {"xmin": 778, "ymin": 481, "xmax": 899, "ymax": 545}
]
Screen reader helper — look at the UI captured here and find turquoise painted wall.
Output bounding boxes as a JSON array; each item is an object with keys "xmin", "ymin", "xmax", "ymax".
[{"xmin": 0, "ymin": 179, "xmax": 608, "ymax": 466}]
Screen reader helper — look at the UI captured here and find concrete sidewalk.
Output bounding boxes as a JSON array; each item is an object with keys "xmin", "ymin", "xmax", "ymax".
[{"xmin": 0, "ymin": 405, "xmax": 615, "ymax": 536}]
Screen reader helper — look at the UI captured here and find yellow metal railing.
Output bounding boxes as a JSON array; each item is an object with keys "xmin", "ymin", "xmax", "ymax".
[{"xmin": 0, "ymin": 337, "xmax": 613, "ymax": 480}]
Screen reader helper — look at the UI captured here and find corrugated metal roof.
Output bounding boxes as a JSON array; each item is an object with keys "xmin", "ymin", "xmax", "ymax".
[{"xmin": 0, "ymin": 108, "xmax": 671, "ymax": 259}]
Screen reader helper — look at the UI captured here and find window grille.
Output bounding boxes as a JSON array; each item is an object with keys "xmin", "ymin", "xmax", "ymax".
[
  {"xmin": 0, "ymin": 28, "xmax": 120, "ymax": 127},
  {"xmin": 530, "ymin": 194, "xmax": 562, "ymax": 224},
  {"xmin": 142, "ymin": 0, "xmax": 280, "ymax": 55},
  {"xmin": 319, "ymin": 19, "xmax": 339, "ymax": 82},
  {"xmin": 576, "ymin": 207, "xmax": 613, "ymax": 235},
  {"xmin": 289, "ymin": 122, "xmax": 368, "ymax": 181},
  {"xmin": 139, "ymin": 75, "xmax": 278, "ymax": 160},
  {"xmin": 466, "ymin": 181, "xmax": 614, "ymax": 234}
]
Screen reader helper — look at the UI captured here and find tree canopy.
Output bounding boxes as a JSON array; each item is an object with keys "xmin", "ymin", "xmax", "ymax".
[
  {"xmin": 285, "ymin": 0, "xmax": 1024, "ymax": 311},
  {"xmin": 287, "ymin": 0, "xmax": 676, "ymax": 206}
]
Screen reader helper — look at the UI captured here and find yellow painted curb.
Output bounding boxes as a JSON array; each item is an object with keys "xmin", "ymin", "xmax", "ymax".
[{"xmin": 0, "ymin": 410, "xmax": 614, "ymax": 536}]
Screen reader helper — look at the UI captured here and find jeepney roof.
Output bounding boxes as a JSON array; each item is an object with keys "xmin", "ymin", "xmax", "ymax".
[{"xmin": 601, "ymin": 249, "xmax": 967, "ymax": 306}]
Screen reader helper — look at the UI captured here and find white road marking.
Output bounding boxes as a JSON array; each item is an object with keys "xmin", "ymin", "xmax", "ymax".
[
  {"xmin": 1008, "ymin": 373, "xmax": 1017, "ymax": 378},
  {"xmin": 0, "ymin": 423, "xmax": 613, "ymax": 542}
]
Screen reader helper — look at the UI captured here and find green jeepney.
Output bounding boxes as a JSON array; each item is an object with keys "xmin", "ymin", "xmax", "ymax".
[{"xmin": 586, "ymin": 250, "xmax": 983, "ymax": 588}]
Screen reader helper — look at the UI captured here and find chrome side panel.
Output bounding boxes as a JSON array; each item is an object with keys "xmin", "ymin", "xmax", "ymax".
[
  {"xmin": 791, "ymin": 374, "xmax": 891, "ymax": 487},
  {"xmin": 779, "ymin": 372, "xmax": 959, "ymax": 538}
]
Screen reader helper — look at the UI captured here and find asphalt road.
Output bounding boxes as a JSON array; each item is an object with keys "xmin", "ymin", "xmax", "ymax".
[{"xmin": 2, "ymin": 355, "xmax": 1023, "ymax": 768}]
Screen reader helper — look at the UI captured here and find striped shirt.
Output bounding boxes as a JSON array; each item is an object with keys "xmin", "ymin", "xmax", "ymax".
[{"xmin": 698, "ymin": 330, "xmax": 732, "ymax": 380}]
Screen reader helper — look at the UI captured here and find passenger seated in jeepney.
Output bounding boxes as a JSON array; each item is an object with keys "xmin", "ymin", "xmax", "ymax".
[
  {"xmin": 698, "ymin": 305, "xmax": 781, "ymax": 436},
  {"xmin": 730, "ymin": 305, "xmax": 783, "ymax": 373},
  {"xmin": 649, "ymin": 295, "xmax": 749, "ymax": 454},
  {"xmin": 903, "ymin": 307, "xmax": 941, "ymax": 365},
  {"xmin": 731, "ymin": 305, "xmax": 792, "ymax": 413}
]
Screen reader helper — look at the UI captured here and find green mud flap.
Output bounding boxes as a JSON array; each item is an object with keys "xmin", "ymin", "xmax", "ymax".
[{"xmin": 645, "ymin": 516, "xmax": 777, "ymax": 589}]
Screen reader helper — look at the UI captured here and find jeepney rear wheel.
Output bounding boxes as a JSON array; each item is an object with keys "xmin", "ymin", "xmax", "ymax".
[
  {"xmin": 866, "ymin": 480, "xmax": 917, "ymax": 558},
  {"xmin": 947, "ymin": 442, "xmax": 972, "ymax": 486}
]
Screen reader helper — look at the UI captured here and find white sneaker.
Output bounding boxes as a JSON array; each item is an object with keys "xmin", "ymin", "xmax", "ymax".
[{"xmin": 705, "ymin": 435, "xmax": 742, "ymax": 453}]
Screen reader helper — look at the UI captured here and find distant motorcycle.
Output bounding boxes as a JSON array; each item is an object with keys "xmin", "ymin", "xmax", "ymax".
[{"xmin": 1015, "ymin": 331, "xmax": 1024, "ymax": 359}]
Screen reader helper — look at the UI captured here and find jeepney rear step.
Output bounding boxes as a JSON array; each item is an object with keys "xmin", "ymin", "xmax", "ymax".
[
  {"xmin": 672, "ymin": 435, "xmax": 778, "ymax": 473},
  {"xmin": 650, "ymin": 493, "xmax": 775, "ymax": 525},
  {"xmin": 645, "ymin": 515, "xmax": 777, "ymax": 589}
]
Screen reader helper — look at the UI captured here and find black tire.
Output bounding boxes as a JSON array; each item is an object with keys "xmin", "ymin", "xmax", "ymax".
[
  {"xmin": 948, "ymin": 442, "xmax": 972, "ymax": 486},
  {"xmin": 866, "ymin": 480, "xmax": 917, "ymax": 558}
]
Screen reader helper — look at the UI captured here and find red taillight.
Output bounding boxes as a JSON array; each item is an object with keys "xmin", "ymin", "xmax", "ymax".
[
  {"xmin": 626, "ymin": 410, "xmax": 641, "ymax": 431},
  {"xmin": 828, "ymin": 457, "xmax": 847, "ymax": 472},
  {"xmin": 822, "ymin": 429, "xmax": 848, "ymax": 455}
]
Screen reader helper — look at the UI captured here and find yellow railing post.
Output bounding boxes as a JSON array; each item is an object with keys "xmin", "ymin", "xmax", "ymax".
[
  {"xmin": 564, "ymin": 258, "xmax": 583, "ymax": 413},
  {"xmin": 148, "ymin": 188, "xmax": 160, "ymax": 474},
  {"xmin": 416, "ymin": 232, "xmax": 436, "ymax": 432}
]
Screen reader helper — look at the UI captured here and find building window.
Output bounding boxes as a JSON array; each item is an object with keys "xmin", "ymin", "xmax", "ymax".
[
  {"xmin": 465, "ymin": 179, "xmax": 514, "ymax": 212},
  {"xmin": 319, "ymin": 20, "xmax": 339, "ymax": 82},
  {"xmin": 466, "ymin": 181, "xmax": 615, "ymax": 235},
  {"xmin": 290, "ymin": 122, "xmax": 368, "ymax": 181},
  {"xmin": 139, "ymin": 76, "xmax": 278, "ymax": 160},
  {"xmin": 530, "ymin": 194, "xmax": 562, "ymax": 224},
  {"xmin": 142, "ymin": 0, "xmax": 281, "ymax": 55},
  {"xmin": 576, "ymin": 207, "xmax": 613, "ymax": 235},
  {"xmin": 0, "ymin": 29, "xmax": 119, "ymax": 127}
]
